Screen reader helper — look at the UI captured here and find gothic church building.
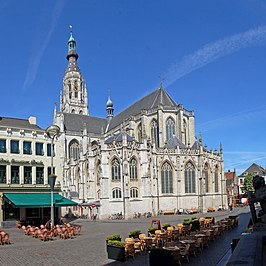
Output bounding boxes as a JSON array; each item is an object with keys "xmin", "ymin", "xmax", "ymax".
[{"xmin": 53, "ymin": 29, "xmax": 227, "ymax": 219}]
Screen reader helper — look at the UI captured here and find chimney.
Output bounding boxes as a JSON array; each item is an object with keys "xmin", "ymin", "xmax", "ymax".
[{"xmin": 28, "ymin": 116, "xmax": 36, "ymax": 125}]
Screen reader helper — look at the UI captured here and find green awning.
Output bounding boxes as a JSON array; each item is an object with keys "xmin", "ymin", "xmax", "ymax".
[{"xmin": 4, "ymin": 193, "xmax": 78, "ymax": 208}]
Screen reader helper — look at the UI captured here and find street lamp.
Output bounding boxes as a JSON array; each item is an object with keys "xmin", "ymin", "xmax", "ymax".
[{"xmin": 46, "ymin": 124, "xmax": 60, "ymax": 228}]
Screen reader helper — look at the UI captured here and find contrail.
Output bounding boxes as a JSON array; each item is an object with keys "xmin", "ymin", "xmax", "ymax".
[
  {"xmin": 163, "ymin": 25, "xmax": 266, "ymax": 87},
  {"xmin": 22, "ymin": 0, "xmax": 65, "ymax": 91},
  {"xmin": 197, "ymin": 105, "xmax": 266, "ymax": 132}
]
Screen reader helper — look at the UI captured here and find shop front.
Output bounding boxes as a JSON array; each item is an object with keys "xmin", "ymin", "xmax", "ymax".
[{"xmin": 2, "ymin": 193, "xmax": 77, "ymax": 226}]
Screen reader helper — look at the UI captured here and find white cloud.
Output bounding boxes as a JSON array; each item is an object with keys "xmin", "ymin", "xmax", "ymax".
[
  {"xmin": 163, "ymin": 25, "xmax": 266, "ymax": 87},
  {"xmin": 22, "ymin": 0, "xmax": 65, "ymax": 91}
]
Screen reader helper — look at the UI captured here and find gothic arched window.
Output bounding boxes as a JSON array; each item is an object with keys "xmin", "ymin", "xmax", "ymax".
[
  {"xmin": 185, "ymin": 162, "xmax": 196, "ymax": 193},
  {"xmin": 166, "ymin": 117, "xmax": 175, "ymax": 141},
  {"xmin": 130, "ymin": 187, "xmax": 138, "ymax": 198},
  {"xmin": 161, "ymin": 162, "xmax": 173, "ymax": 193},
  {"xmin": 130, "ymin": 158, "xmax": 138, "ymax": 180},
  {"xmin": 69, "ymin": 140, "xmax": 80, "ymax": 160},
  {"xmin": 112, "ymin": 188, "xmax": 122, "ymax": 199},
  {"xmin": 137, "ymin": 123, "xmax": 142, "ymax": 143},
  {"xmin": 203, "ymin": 163, "xmax": 210, "ymax": 193},
  {"xmin": 183, "ymin": 119, "xmax": 187, "ymax": 146},
  {"xmin": 151, "ymin": 119, "xmax": 159, "ymax": 147},
  {"xmin": 214, "ymin": 165, "xmax": 219, "ymax": 192},
  {"xmin": 111, "ymin": 158, "xmax": 121, "ymax": 181}
]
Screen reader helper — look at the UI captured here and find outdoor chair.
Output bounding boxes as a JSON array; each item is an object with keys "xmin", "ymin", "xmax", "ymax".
[
  {"xmin": 179, "ymin": 243, "xmax": 190, "ymax": 263},
  {"xmin": 125, "ymin": 242, "xmax": 135, "ymax": 259}
]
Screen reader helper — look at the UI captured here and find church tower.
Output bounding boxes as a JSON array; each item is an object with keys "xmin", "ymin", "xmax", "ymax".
[{"xmin": 60, "ymin": 26, "xmax": 88, "ymax": 115}]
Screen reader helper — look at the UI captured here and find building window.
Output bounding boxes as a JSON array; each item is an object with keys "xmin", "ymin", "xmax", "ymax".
[
  {"xmin": 111, "ymin": 158, "xmax": 121, "ymax": 180},
  {"xmin": 130, "ymin": 187, "xmax": 138, "ymax": 198},
  {"xmin": 112, "ymin": 188, "xmax": 122, "ymax": 199},
  {"xmin": 11, "ymin": 140, "xmax": 19, "ymax": 154},
  {"xmin": 185, "ymin": 162, "xmax": 196, "ymax": 193},
  {"xmin": 47, "ymin": 144, "xmax": 55, "ymax": 157},
  {"xmin": 130, "ymin": 158, "xmax": 138, "ymax": 180},
  {"xmin": 24, "ymin": 166, "xmax": 32, "ymax": 184},
  {"xmin": 36, "ymin": 142, "xmax": 44, "ymax": 156},
  {"xmin": 0, "ymin": 139, "xmax": 6, "ymax": 153},
  {"xmin": 69, "ymin": 141, "xmax": 80, "ymax": 160},
  {"xmin": 151, "ymin": 119, "xmax": 159, "ymax": 147},
  {"xmin": 137, "ymin": 123, "xmax": 142, "ymax": 142},
  {"xmin": 215, "ymin": 166, "xmax": 219, "ymax": 192},
  {"xmin": 161, "ymin": 162, "xmax": 173, "ymax": 193},
  {"xmin": 203, "ymin": 164, "xmax": 210, "ymax": 193},
  {"xmin": 166, "ymin": 117, "xmax": 175, "ymax": 141},
  {"xmin": 0, "ymin": 165, "xmax": 6, "ymax": 183},
  {"xmin": 36, "ymin": 167, "xmax": 44, "ymax": 184},
  {"xmin": 23, "ymin": 141, "xmax": 32, "ymax": 155},
  {"xmin": 48, "ymin": 167, "xmax": 55, "ymax": 177},
  {"xmin": 11, "ymin": 166, "xmax": 19, "ymax": 184}
]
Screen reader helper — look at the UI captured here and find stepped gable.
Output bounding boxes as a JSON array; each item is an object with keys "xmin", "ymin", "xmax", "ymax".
[
  {"xmin": 108, "ymin": 87, "xmax": 178, "ymax": 131},
  {"xmin": 63, "ymin": 113, "xmax": 107, "ymax": 134}
]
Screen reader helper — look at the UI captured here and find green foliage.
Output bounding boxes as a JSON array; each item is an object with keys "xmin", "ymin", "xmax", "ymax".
[
  {"xmin": 183, "ymin": 219, "xmax": 191, "ymax": 225},
  {"xmin": 148, "ymin": 227, "xmax": 156, "ymax": 234},
  {"xmin": 129, "ymin": 229, "xmax": 141, "ymax": 238},
  {"xmin": 162, "ymin": 223, "xmax": 171, "ymax": 230},
  {"xmin": 106, "ymin": 234, "xmax": 121, "ymax": 241},
  {"xmin": 107, "ymin": 240, "xmax": 125, "ymax": 247},
  {"xmin": 241, "ymin": 173, "xmax": 255, "ymax": 194}
]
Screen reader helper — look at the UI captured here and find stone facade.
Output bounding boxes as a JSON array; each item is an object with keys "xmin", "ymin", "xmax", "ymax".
[
  {"xmin": 53, "ymin": 29, "xmax": 227, "ymax": 220},
  {"xmin": 0, "ymin": 116, "xmax": 62, "ymax": 224}
]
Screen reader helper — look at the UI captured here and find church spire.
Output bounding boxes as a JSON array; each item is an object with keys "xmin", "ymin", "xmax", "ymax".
[
  {"xmin": 106, "ymin": 89, "xmax": 114, "ymax": 119},
  {"xmin": 60, "ymin": 26, "xmax": 88, "ymax": 115},
  {"xmin": 67, "ymin": 25, "xmax": 78, "ymax": 60}
]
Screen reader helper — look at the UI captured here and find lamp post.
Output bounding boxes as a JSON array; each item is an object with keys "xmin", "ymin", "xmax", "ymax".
[{"xmin": 46, "ymin": 124, "xmax": 60, "ymax": 228}]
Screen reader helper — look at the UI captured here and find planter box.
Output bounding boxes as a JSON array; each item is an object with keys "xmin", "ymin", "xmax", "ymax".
[{"xmin": 106, "ymin": 244, "xmax": 126, "ymax": 261}]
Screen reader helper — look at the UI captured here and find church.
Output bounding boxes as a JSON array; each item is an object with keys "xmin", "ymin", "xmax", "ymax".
[{"xmin": 53, "ymin": 28, "xmax": 227, "ymax": 219}]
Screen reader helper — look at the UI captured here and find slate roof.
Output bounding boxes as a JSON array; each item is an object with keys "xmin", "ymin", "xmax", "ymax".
[
  {"xmin": 191, "ymin": 141, "xmax": 201, "ymax": 150},
  {"xmin": 164, "ymin": 135, "xmax": 186, "ymax": 148},
  {"xmin": 63, "ymin": 113, "xmax": 107, "ymax": 134},
  {"xmin": 108, "ymin": 87, "xmax": 178, "ymax": 131},
  {"xmin": 239, "ymin": 163, "xmax": 266, "ymax": 177},
  {"xmin": 0, "ymin": 117, "xmax": 42, "ymax": 131},
  {"xmin": 104, "ymin": 132, "xmax": 134, "ymax": 144}
]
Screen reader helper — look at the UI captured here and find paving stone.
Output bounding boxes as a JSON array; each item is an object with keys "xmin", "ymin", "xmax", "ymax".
[{"xmin": 0, "ymin": 207, "xmax": 250, "ymax": 266}]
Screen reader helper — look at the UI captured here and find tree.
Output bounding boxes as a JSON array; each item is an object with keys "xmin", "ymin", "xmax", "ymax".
[{"xmin": 241, "ymin": 173, "xmax": 255, "ymax": 194}]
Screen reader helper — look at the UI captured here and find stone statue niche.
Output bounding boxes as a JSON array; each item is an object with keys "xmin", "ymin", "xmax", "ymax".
[{"xmin": 248, "ymin": 175, "xmax": 266, "ymax": 225}]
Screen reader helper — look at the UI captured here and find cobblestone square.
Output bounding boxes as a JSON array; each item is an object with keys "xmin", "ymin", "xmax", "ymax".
[{"xmin": 0, "ymin": 207, "xmax": 250, "ymax": 266}]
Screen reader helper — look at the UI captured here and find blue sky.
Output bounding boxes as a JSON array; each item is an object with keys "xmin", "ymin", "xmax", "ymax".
[{"xmin": 0, "ymin": 0, "xmax": 266, "ymax": 175}]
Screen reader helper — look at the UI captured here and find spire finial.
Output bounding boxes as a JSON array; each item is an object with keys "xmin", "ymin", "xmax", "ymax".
[
  {"xmin": 159, "ymin": 75, "xmax": 165, "ymax": 88},
  {"xmin": 69, "ymin": 25, "xmax": 73, "ymax": 34}
]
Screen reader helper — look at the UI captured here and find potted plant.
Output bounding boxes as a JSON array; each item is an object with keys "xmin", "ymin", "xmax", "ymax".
[
  {"xmin": 106, "ymin": 234, "xmax": 121, "ymax": 243},
  {"xmin": 106, "ymin": 240, "xmax": 126, "ymax": 261},
  {"xmin": 148, "ymin": 227, "xmax": 156, "ymax": 235},
  {"xmin": 190, "ymin": 218, "xmax": 200, "ymax": 231},
  {"xmin": 129, "ymin": 229, "xmax": 141, "ymax": 239},
  {"xmin": 183, "ymin": 218, "xmax": 191, "ymax": 226},
  {"xmin": 162, "ymin": 223, "xmax": 171, "ymax": 230}
]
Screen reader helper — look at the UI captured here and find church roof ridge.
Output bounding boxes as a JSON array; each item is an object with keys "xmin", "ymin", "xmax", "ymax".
[{"xmin": 108, "ymin": 87, "xmax": 178, "ymax": 131}]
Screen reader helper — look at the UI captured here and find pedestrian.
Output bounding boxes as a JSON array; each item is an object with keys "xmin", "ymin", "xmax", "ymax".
[{"xmin": 45, "ymin": 219, "xmax": 51, "ymax": 230}]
